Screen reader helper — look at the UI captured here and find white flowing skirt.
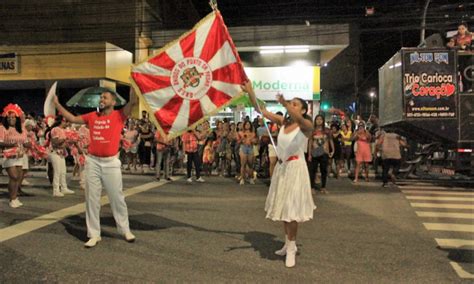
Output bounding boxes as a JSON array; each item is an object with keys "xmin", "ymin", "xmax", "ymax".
[{"xmin": 265, "ymin": 158, "xmax": 316, "ymax": 222}]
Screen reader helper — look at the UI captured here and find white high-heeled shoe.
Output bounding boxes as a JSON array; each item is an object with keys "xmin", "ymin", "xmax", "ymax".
[
  {"xmin": 275, "ymin": 235, "xmax": 289, "ymax": 256},
  {"xmin": 285, "ymin": 241, "xmax": 297, "ymax": 268}
]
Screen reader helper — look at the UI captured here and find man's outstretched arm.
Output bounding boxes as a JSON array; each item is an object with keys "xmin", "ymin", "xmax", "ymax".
[{"xmin": 53, "ymin": 95, "xmax": 85, "ymax": 124}]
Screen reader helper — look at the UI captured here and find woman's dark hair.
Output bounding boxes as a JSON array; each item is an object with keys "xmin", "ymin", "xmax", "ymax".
[
  {"xmin": 2, "ymin": 115, "xmax": 22, "ymax": 134},
  {"xmin": 295, "ymin": 98, "xmax": 308, "ymax": 115},
  {"xmin": 284, "ymin": 97, "xmax": 312, "ymax": 124},
  {"xmin": 344, "ymin": 119, "xmax": 355, "ymax": 132},
  {"xmin": 313, "ymin": 114, "xmax": 326, "ymax": 129},
  {"xmin": 330, "ymin": 123, "xmax": 340, "ymax": 131},
  {"xmin": 242, "ymin": 120, "xmax": 253, "ymax": 132},
  {"xmin": 44, "ymin": 115, "xmax": 64, "ymax": 140}
]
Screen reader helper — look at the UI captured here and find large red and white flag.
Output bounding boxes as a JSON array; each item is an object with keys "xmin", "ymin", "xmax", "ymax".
[{"xmin": 131, "ymin": 10, "xmax": 247, "ymax": 139}]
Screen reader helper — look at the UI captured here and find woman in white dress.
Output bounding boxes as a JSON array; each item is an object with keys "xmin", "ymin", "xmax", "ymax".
[{"xmin": 242, "ymin": 81, "xmax": 316, "ymax": 268}]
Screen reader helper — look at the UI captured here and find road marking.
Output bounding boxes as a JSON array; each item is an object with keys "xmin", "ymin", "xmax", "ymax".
[
  {"xmin": 402, "ymin": 190, "xmax": 474, "ymax": 196},
  {"xmin": 397, "ymin": 182, "xmax": 439, "ymax": 186},
  {"xmin": 416, "ymin": 211, "xmax": 474, "ymax": 219},
  {"xmin": 398, "ymin": 185, "xmax": 470, "ymax": 190},
  {"xmin": 410, "ymin": 203, "xmax": 474, "ymax": 209},
  {"xmin": 436, "ymin": 238, "xmax": 474, "ymax": 249},
  {"xmin": 423, "ymin": 223, "xmax": 474, "ymax": 233},
  {"xmin": 0, "ymin": 181, "xmax": 167, "ymax": 243},
  {"xmin": 450, "ymin": 262, "xmax": 474, "ymax": 279},
  {"xmin": 406, "ymin": 196, "xmax": 474, "ymax": 201}
]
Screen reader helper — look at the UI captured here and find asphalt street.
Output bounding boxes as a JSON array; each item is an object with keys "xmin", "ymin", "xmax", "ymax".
[{"xmin": 0, "ymin": 171, "xmax": 472, "ymax": 283}]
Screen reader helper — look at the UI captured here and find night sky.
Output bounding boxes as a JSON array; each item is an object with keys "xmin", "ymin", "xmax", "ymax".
[{"xmin": 182, "ymin": 0, "xmax": 472, "ymax": 92}]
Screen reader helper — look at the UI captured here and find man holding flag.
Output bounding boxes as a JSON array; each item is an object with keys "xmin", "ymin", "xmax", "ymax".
[{"xmin": 53, "ymin": 90, "xmax": 137, "ymax": 248}]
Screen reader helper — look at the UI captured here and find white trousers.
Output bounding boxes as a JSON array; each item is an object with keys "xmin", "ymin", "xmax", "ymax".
[
  {"xmin": 49, "ymin": 152, "xmax": 69, "ymax": 193},
  {"xmin": 84, "ymin": 155, "xmax": 130, "ymax": 238},
  {"xmin": 79, "ymin": 165, "xmax": 86, "ymax": 189}
]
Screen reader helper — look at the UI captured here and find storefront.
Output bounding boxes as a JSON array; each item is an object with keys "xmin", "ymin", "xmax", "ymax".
[
  {"xmin": 208, "ymin": 65, "xmax": 321, "ymax": 125},
  {"xmin": 0, "ymin": 42, "xmax": 135, "ymax": 116}
]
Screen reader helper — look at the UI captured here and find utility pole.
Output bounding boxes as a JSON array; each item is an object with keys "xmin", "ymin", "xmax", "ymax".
[
  {"xmin": 354, "ymin": 65, "xmax": 360, "ymax": 116},
  {"xmin": 419, "ymin": 0, "xmax": 431, "ymax": 46}
]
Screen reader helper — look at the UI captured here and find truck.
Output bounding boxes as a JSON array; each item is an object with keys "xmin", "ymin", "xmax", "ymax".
[{"xmin": 378, "ymin": 48, "xmax": 473, "ymax": 177}]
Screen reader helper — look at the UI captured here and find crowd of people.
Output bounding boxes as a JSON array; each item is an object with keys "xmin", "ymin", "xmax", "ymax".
[
  {"xmin": 1, "ymin": 86, "xmax": 410, "ymax": 268},
  {"xmin": 0, "ymin": 100, "xmax": 407, "ymax": 210}
]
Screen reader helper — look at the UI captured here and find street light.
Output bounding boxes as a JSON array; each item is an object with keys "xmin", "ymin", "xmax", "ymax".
[{"xmin": 369, "ymin": 91, "xmax": 376, "ymax": 114}]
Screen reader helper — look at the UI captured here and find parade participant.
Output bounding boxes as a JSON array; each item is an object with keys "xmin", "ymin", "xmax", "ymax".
[
  {"xmin": 182, "ymin": 128, "xmax": 205, "ymax": 183},
  {"xmin": 70, "ymin": 124, "xmax": 81, "ymax": 181},
  {"xmin": 0, "ymin": 104, "xmax": 29, "ymax": 208},
  {"xmin": 308, "ymin": 115, "xmax": 334, "ymax": 194},
  {"xmin": 48, "ymin": 115, "xmax": 74, "ymax": 197},
  {"xmin": 237, "ymin": 120, "xmax": 257, "ymax": 185},
  {"xmin": 37, "ymin": 119, "xmax": 48, "ymax": 166},
  {"xmin": 244, "ymin": 81, "xmax": 316, "ymax": 268},
  {"xmin": 20, "ymin": 119, "xmax": 36, "ymax": 188},
  {"xmin": 53, "ymin": 90, "xmax": 137, "ymax": 248},
  {"xmin": 154, "ymin": 130, "xmax": 172, "ymax": 181},
  {"xmin": 75, "ymin": 124, "xmax": 90, "ymax": 190},
  {"xmin": 352, "ymin": 121, "xmax": 372, "ymax": 183}
]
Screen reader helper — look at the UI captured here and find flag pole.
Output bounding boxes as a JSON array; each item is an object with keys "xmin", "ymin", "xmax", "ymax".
[{"xmin": 253, "ymin": 94, "xmax": 280, "ymax": 162}]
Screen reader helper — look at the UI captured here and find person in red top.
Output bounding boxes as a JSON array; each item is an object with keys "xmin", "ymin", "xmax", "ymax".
[
  {"xmin": 447, "ymin": 23, "xmax": 472, "ymax": 50},
  {"xmin": 54, "ymin": 90, "xmax": 137, "ymax": 248},
  {"xmin": 447, "ymin": 23, "xmax": 473, "ymax": 91},
  {"xmin": 182, "ymin": 129, "xmax": 205, "ymax": 183}
]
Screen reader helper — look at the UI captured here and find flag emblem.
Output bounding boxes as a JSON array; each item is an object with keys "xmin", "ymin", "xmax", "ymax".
[
  {"xmin": 131, "ymin": 11, "xmax": 247, "ymax": 139},
  {"xmin": 172, "ymin": 58, "xmax": 212, "ymax": 99}
]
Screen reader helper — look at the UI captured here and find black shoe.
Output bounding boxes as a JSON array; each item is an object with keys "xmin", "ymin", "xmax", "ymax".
[
  {"xmin": 166, "ymin": 177, "xmax": 172, "ymax": 181},
  {"xmin": 156, "ymin": 177, "xmax": 160, "ymax": 181}
]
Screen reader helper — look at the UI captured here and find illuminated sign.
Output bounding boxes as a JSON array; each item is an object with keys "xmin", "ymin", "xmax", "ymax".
[
  {"xmin": 244, "ymin": 66, "xmax": 320, "ymax": 101},
  {"xmin": 402, "ymin": 50, "xmax": 457, "ymax": 119}
]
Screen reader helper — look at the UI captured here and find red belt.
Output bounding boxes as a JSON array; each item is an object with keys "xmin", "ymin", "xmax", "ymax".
[{"xmin": 286, "ymin": 155, "xmax": 299, "ymax": 161}]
